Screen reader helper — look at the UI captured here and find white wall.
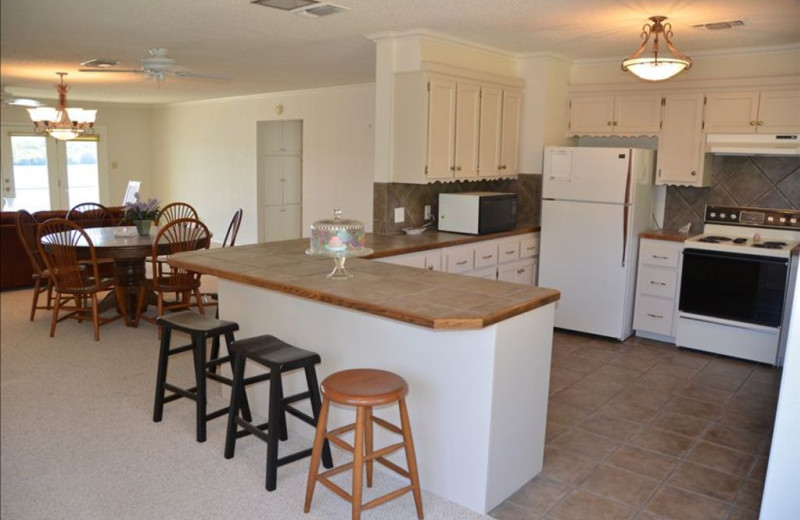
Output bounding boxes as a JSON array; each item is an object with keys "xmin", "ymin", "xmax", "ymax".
[
  {"xmin": 0, "ymin": 102, "xmax": 154, "ymax": 207},
  {"xmin": 761, "ymin": 272, "xmax": 800, "ymax": 519},
  {"xmin": 150, "ymin": 84, "xmax": 375, "ymax": 244}
]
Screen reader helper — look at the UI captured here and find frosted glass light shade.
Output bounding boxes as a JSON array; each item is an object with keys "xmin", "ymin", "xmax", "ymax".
[{"xmin": 622, "ymin": 57, "xmax": 691, "ymax": 81}]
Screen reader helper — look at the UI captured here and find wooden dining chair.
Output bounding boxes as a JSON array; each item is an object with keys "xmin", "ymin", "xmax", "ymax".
[
  {"xmin": 15, "ymin": 210, "xmax": 54, "ymax": 321},
  {"xmin": 37, "ymin": 219, "xmax": 120, "ymax": 341},
  {"xmin": 141, "ymin": 218, "xmax": 211, "ymax": 327},
  {"xmin": 66, "ymin": 202, "xmax": 113, "ymax": 227},
  {"xmin": 156, "ymin": 202, "xmax": 199, "ymax": 225},
  {"xmin": 222, "ymin": 208, "xmax": 244, "ymax": 247}
]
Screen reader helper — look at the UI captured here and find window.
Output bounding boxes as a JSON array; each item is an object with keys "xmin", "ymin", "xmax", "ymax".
[{"xmin": 1, "ymin": 124, "xmax": 108, "ymax": 212}]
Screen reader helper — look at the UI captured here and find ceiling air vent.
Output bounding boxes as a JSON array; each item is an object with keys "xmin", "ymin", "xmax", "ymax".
[
  {"xmin": 692, "ymin": 20, "xmax": 745, "ymax": 30},
  {"xmin": 80, "ymin": 58, "xmax": 119, "ymax": 68},
  {"xmin": 251, "ymin": 0, "xmax": 349, "ymax": 17}
]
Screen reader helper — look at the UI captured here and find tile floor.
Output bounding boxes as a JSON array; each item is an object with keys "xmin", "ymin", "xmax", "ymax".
[{"xmin": 489, "ymin": 331, "xmax": 782, "ymax": 520}]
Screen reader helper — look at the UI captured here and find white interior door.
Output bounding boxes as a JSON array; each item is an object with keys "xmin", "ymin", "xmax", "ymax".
[{"xmin": 539, "ymin": 199, "xmax": 628, "ymax": 339}]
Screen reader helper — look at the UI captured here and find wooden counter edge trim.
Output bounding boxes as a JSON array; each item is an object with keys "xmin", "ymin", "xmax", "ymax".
[
  {"xmin": 366, "ymin": 226, "xmax": 540, "ymax": 259},
  {"xmin": 638, "ymin": 230, "xmax": 696, "ymax": 243},
  {"xmin": 169, "ymin": 257, "xmax": 560, "ymax": 330}
]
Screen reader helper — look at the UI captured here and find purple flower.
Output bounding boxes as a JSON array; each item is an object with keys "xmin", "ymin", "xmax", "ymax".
[{"xmin": 124, "ymin": 192, "xmax": 161, "ymax": 221}]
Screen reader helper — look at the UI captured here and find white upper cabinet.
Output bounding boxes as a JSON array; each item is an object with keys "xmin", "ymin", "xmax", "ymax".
[
  {"xmin": 499, "ymin": 89, "xmax": 522, "ymax": 175},
  {"xmin": 392, "ymin": 69, "xmax": 523, "ymax": 184},
  {"xmin": 569, "ymin": 94, "xmax": 662, "ymax": 135},
  {"xmin": 704, "ymin": 90, "xmax": 800, "ymax": 134},
  {"xmin": 656, "ymin": 94, "xmax": 712, "ymax": 187}
]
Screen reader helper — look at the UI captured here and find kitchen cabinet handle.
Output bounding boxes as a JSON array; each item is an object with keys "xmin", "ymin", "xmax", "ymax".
[
  {"xmin": 426, "ymin": 265, "xmax": 434, "ymax": 270},
  {"xmin": 750, "ymin": 121, "xmax": 756, "ymax": 126},
  {"xmin": 650, "ymin": 281, "xmax": 667, "ymax": 286},
  {"xmin": 652, "ymin": 255, "xmax": 668, "ymax": 260},
  {"xmin": 456, "ymin": 166, "xmax": 462, "ymax": 171},
  {"xmin": 456, "ymin": 260, "xmax": 468, "ymax": 266},
  {"xmin": 757, "ymin": 121, "xmax": 764, "ymax": 126},
  {"xmin": 613, "ymin": 121, "xmax": 618, "ymax": 126},
  {"xmin": 691, "ymin": 171, "xmax": 697, "ymax": 176},
  {"xmin": 647, "ymin": 313, "xmax": 664, "ymax": 319},
  {"xmin": 481, "ymin": 255, "xmax": 494, "ymax": 259},
  {"xmin": 517, "ymin": 269, "xmax": 525, "ymax": 274},
  {"xmin": 607, "ymin": 121, "xmax": 613, "ymax": 126},
  {"xmin": 504, "ymin": 250, "xmax": 516, "ymax": 255},
  {"xmin": 450, "ymin": 166, "xmax": 456, "ymax": 171}
]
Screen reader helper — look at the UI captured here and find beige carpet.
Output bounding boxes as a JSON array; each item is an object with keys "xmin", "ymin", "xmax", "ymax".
[{"xmin": 0, "ymin": 287, "xmax": 491, "ymax": 520}]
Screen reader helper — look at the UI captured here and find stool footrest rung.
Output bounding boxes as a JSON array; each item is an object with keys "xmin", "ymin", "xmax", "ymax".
[
  {"xmin": 320, "ymin": 461, "xmax": 355, "ymax": 480},
  {"xmin": 328, "ymin": 423, "xmax": 356, "ymax": 437},
  {"xmin": 365, "ymin": 442, "xmax": 404, "ymax": 463},
  {"xmin": 206, "ymin": 372, "xmax": 233, "ymax": 386},
  {"xmin": 326, "ymin": 432, "xmax": 354, "ymax": 453},
  {"xmin": 317, "ymin": 476, "xmax": 353, "ymax": 503},
  {"xmin": 282, "ymin": 391, "xmax": 311, "ymax": 406},
  {"xmin": 167, "ymin": 343, "xmax": 195, "ymax": 356},
  {"xmin": 376, "ymin": 456, "xmax": 410, "ymax": 479},
  {"xmin": 163, "ymin": 383, "xmax": 197, "ymax": 402},
  {"xmin": 206, "ymin": 407, "xmax": 229, "ymax": 422},
  {"xmin": 362, "ymin": 485, "xmax": 414, "ymax": 512},
  {"xmin": 277, "ymin": 447, "xmax": 313, "ymax": 467},
  {"xmin": 372, "ymin": 416, "xmax": 402, "ymax": 435},
  {"xmin": 284, "ymin": 404, "xmax": 314, "ymax": 426},
  {"xmin": 235, "ymin": 417, "xmax": 272, "ymax": 443}
]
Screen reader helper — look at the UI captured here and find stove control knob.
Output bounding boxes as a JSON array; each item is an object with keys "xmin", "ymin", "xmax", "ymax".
[
  {"xmin": 767, "ymin": 216, "xmax": 775, "ymax": 222},
  {"xmin": 730, "ymin": 214, "xmax": 737, "ymax": 220},
  {"xmin": 779, "ymin": 217, "xmax": 786, "ymax": 223},
  {"xmin": 710, "ymin": 212, "xmax": 717, "ymax": 218},
  {"xmin": 720, "ymin": 212, "xmax": 726, "ymax": 219},
  {"xmin": 791, "ymin": 218, "xmax": 798, "ymax": 224}
]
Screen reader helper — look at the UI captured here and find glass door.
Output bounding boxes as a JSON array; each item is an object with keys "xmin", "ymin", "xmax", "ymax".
[{"xmin": 1, "ymin": 124, "xmax": 104, "ymax": 212}]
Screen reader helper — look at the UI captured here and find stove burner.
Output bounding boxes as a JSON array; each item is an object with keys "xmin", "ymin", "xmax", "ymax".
[
  {"xmin": 698, "ymin": 236, "xmax": 733, "ymax": 243},
  {"xmin": 752, "ymin": 241, "xmax": 787, "ymax": 249}
]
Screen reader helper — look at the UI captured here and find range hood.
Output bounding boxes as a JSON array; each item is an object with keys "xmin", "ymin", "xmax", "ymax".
[{"xmin": 706, "ymin": 134, "xmax": 800, "ymax": 156}]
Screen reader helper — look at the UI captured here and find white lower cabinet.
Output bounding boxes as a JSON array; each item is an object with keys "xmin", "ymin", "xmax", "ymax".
[
  {"xmin": 380, "ymin": 232, "xmax": 539, "ymax": 285},
  {"xmin": 633, "ymin": 238, "xmax": 682, "ymax": 341}
]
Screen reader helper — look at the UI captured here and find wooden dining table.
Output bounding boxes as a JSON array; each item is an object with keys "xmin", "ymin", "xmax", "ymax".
[{"xmin": 41, "ymin": 226, "xmax": 206, "ymax": 327}]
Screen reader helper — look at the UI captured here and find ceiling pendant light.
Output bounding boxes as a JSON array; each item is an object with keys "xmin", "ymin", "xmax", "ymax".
[
  {"xmin": 27, "ymin": 73, "xmax": 96, "ymax": 141},
  {"xmin": 622, "ymin": 16, "xmax": 692, "ymax": 81}
]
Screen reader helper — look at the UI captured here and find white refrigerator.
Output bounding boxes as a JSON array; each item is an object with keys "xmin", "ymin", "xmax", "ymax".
[{"xmin": 539, "ymin": 146, "xmax": 655, "ymax": 340}]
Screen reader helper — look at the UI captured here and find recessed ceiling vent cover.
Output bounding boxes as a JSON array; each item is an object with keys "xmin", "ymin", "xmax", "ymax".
[
  {"xmin": 251, "ymin": 0, "xmax": 349, "ymax": 17},
  {"xmin": 80, "ymin": 58, "xmax": 119, "ymax": 68},
  {"xmin": 692, "ymin": 20, "xmax": 745, "ymax": 30}
]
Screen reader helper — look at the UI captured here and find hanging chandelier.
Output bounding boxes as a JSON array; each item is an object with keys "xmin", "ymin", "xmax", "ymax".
[
  {"xmin": 27, "ymin": 73, "xmax": 96, "ymax": 140},
  {"xmin": 621, "ymin": 16, "xmax": 692, "ymax": 81}
]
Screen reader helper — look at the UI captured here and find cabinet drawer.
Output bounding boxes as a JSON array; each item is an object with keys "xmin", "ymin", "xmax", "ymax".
[
  {"xmin": 639, "ymin": 267, "xmax": 678, "ymax": 299},
  {"xmin": 640, "ymin": 243, "xmax": 680, "ymax": 268},
  {"xmin": 464, "ymin": 265, "xmax": 497, "ymax": 280},
  {"xmin": 498, "ymin": 239, "xmax": 520, "ymax": 263},
  {"xmin": 446, "ymin": 246, "xmax": 475, "ymax": 273},
  {"xmin": 634, "ymin": 296, "xmax": 675, "ymax": 336},
  {"xmin": 520, "ymin": 237, "xmax": 538, "ymax": 259},
  {"xmin": 475, "ymin": 242, "xmax": 499, "ymax": 269}
]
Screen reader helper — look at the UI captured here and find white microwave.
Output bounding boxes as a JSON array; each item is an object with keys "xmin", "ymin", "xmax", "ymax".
[{"xmin": 438, "ymin": 192, "xmax": 517, "ymax": 235}]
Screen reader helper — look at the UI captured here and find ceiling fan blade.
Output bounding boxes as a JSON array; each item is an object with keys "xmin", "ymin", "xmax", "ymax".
[
  {"xmin": 172, "ymin": 70, "xmax": 231, "ymax": 80},
  {"xmin": 78, "ymin": 68, "xmax": 145, "ymax": 73}
]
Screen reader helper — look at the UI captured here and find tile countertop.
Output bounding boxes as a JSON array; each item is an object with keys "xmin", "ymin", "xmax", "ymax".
[
  {"xmin": 639, "ymin": 228, "xmax": 700, "ymax": 242},
  {"xmin": 168, "ymin": 226, "xmax": 559, "ymax": 331}
]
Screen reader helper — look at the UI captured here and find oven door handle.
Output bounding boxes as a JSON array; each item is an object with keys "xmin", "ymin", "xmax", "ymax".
[{"xmin": 682, "ymin": 248, "xmax": 789, "ymax": 266}]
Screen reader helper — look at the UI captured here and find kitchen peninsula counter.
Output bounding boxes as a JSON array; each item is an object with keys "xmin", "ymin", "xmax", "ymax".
[
  {"xmin": 169, "ymin": 228, "xmax": 555, "ymax": 330},
  {"xmin": 169, "ymin": 231, "xmax": 558, "ymax": 515}
]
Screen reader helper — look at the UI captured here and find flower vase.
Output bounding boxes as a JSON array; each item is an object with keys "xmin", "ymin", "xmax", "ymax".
[{"xmin": 134, "ymin": 219, "xmax": 152, "ymax": 236}]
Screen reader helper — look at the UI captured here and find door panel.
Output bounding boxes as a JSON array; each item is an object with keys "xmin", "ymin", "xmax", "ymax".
[
  {"xmin": 478, "ymin": 86, "xmax": 502, "ymax": 177},
  {"xmin": 539, "ymin": 200, "xmax": 627, "ymax": 338},
  {"xmin": 454, "ymin": 81, "xmax": 480, "ymax": 178},
  {"xmin": 426, "ymin": 77, "xmax": 456, "ymax": 179},
  {"xmin": 543, "ymin": 147, "xmax": 631, "ymax": 203}
]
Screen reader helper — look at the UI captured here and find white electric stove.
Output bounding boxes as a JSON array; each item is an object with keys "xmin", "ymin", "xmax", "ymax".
[{"xmin": 677, "ymin": 205, "xmax": 800, "ymax": 366}]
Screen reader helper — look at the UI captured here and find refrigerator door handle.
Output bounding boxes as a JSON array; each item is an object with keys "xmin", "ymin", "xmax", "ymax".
[
  {"xmin": 621, "ymin": 157, "xmax": 633, "ymax": 267},
  {"xmin": 622, "ymin": 204, "xmax": 629, "ymax": 267}
]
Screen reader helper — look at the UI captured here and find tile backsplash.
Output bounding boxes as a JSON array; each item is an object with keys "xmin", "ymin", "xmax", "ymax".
[
  {"xmin": 373, "ymin": 175, "xmax": 542, "ymax": 233},
  {"xmin": 664, "ymin": 155, "xmax": 800, "ymax": 231}
]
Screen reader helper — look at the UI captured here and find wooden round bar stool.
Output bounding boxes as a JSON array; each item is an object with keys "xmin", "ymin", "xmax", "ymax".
[{"xmin": 304, "ymin": 368, "xmax": 424, "ymax": 520}]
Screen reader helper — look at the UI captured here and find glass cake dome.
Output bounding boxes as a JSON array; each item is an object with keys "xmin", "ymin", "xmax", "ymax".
[{"xmin": 307, "ymin": 208, "xmax": 372, "ymax": 279}]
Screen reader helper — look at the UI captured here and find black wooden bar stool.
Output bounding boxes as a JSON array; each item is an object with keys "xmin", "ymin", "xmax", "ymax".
[
  {"xmin": 304, "ymin": 368, "xmax": 423, "ymax": 520},
  {"xmin": 224, "ymin": 334, "xmax": 333, "ymax": 491},
  {"xmin": 153, "ymin": 311, "xmax": 251, "ymax": 442}
]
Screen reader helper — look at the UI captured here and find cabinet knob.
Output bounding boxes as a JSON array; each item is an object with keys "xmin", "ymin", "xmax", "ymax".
[
  {"xmin": 456, "ymin": 166, "xmax": 462, "ymax": 171},
  {"xmin": 757, "ymin": 121, "xmax": 764, "ymax": 126},
  {"xmin": 517, "ymin": 269, "xmax": 525, "ymax": 274},
  {"xmin": 426, "ymin": 265, "xmax": 434, "ymax": 270},
  {"xmin": 691, "ymin": 171, "xmax": 697, "ymax": 176},
  {"xmin": 750, "ymin": 120, "xmax": 756, "ymax": 126},
  {"xmin": 499, "ymin": 165, "xmax": 507, "ymax": 170},
  {"xmin": 613, "ymin": 121, "xmax": 618, "ymax": 126},
  {"xmin": 607, "ymin": 121, "xmax": 613, "ymax": 126},
  {"xmin": 450, "ymin": 166, "xmax": 456, "ymax": 171}
]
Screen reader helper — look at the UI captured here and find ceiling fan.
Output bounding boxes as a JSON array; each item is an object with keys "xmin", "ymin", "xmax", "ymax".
[
  {"xmin": 78, "ymin": 48, "xmax": 230, "ymax": 83},
  {"xmin": 0, "ymin": 87, "xmax": 42, "ymax": 108}
]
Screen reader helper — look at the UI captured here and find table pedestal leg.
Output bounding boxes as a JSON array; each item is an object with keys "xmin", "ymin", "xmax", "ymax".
[{"xmin": 114, "ymin": 259, "xmax": 146, "ymax": 327}]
